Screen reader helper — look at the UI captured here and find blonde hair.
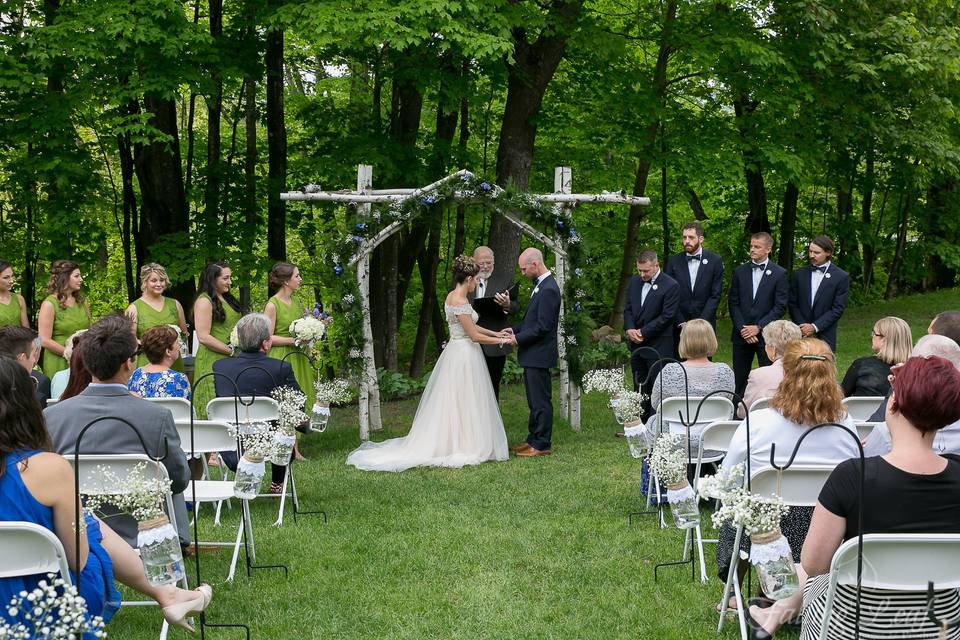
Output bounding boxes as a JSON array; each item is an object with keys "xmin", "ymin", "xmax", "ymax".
[
  {"xmin": 678, "ymin": 319, "xmax": 717, "ymax": 359},
  {"xmin": 139, "ymin": 263, "xmax": 171, "ymax": 293},
  {"xmin": 761, "ymin": 320, "xmax": 802, "ymax": 358},
  {"xmin": 874, "ymin": 316, "xmax": 912, "ymax": 365},
  {"xmin": 770, "ymin": 338, "xmax": 845, "ymax": 425}
]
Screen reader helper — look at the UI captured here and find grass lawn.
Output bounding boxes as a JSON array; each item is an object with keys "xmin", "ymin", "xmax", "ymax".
[{"xmin": 107, "ymin": 288, "xmax": 958, "ymax": 639}]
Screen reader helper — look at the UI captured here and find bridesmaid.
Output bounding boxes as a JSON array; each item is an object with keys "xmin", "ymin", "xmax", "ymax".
[
  {"xmin": 0, "ymin": 261, "xmax": 29, "ymax": 329},
  {"xmin": 264, "ymin": 262, "xmax": 317, "ymax": 411},
  {"xmin": 125, "ymin": 263, "xmax": 188, "ymax": 372},
  {"xmin": 192, "ymin": 261, "xmax": 242, "ymax": 418},
  {"xmin": 37, "ymin": 260, "xmax": 90, "ymax": 380}
]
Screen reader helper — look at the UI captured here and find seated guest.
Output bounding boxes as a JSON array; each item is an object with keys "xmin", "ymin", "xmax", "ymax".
[
  {"xmin": 50, "ymin": 329, "xmax": 87, "ymax": 400},
  {"xmin": 128, "ymin": 325, "xmax": 191, "ymax": 399},
  {"xmin": 841, "ymin": 316, "xmax": 911, "ymax": 398},
  {"xmin": 0, "ymin": 325, "xmax": 51, "ymax": 407},
  {"xmin": 0, "ymin": 359, "xmax": 212, "ymax": 632},
  {"xmin": 746, "ymin": 355, "xmax": 960, "ymax": 639},
  {"xmin": 863, "ymin": 334, "xmax": 960, "ymax": 457},
  {"xmin": 43, "ymin": 314, "xmax": 191, "ymax": 548},
  {"xmin": 645, "ymin": 319, "xmax": 734, "ymax": 443},
  {"xmin": 213, "ymin": 313, "xmax": 300, "ymax": 494},
  {"xmin": 715, "ymin": 338, "xmax": 858, "ymax": 611},
  {"xmin": 737, "ymin": 320, "xmax": 802, "ymax": 418}
]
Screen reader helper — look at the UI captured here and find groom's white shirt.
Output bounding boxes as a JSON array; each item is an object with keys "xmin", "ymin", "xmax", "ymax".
[{"xmin": 532, "ymin": 270, "xmax": 552, "ymax": 294}]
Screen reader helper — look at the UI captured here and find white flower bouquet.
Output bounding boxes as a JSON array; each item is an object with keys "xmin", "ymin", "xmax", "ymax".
[
  {"xmin": 81, "ymin": 462, "xmax": 172, "ymax": 522},
  {"xmin": 289, "ymin": 316, "xmax": 327, "ymax": 361},
  {"xmin": 582, "ymin": 368, "xmax": 627, "ymax": 397},
  {"xmin": 697, "ymin": 463, "xmax": 745, "ymax": 501},
  {"xmin": 228, "ymin": 325, "xmax": 239, "ymax": 355},
  {"xmin": 1, "ymin": 575, "xmax": 106, "ymax": 639},
  {"xmin": 649, "ymin": 433, "xmax": 688, "ymax": 487},
  {"xmin": 271, "ymin": 386, "xmax": 307, "ymax": 436},
  {"xmin": 711, "ymin": 489, "xmax": 790, "ymax": 535},
  {"xmin": 614, "ymin": 390, "xmax": 645, "ymax": 426},
  {"xmin": 315, "ymin": 378, "xmax": 353, "ymax": 405}
]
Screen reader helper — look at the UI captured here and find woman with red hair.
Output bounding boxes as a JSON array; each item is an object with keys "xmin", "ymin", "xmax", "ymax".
[{"xmin": 747, "ymin": 355, "xmax": 960, "ymax": 639}]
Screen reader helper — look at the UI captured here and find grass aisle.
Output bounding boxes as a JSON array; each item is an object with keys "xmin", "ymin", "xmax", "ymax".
[{"xmin": 109, "ymin": 289, "xmax": 958, "ymax": 639}]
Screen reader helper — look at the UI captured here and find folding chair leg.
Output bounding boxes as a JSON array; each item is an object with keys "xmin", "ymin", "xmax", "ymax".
[
  {"xmin": 732, "ymin": 568, "xmax": 748, "ymax": 640},
  {"xmin": 695, "ymin": 525, "xmax": 708, "ymax": 584},
  {"xmin": 273, "ymin": 467, "xmax": 291, "ymax": 527},
  {"xmin": 718, "ymin": 526, "xmax": 744, "ymax": 633},
  {"xmin": 243, "ymin": 500, "xmax": 256, "ymax": 561},
  {"xmin": 289, "ymin": 465, "xmax": 301, "ymax": 511},
  {"xmin": 227, "ymin": 517, "xmax": 245, "ymax": 582}
]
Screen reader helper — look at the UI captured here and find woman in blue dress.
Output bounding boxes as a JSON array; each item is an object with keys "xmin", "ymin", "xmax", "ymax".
[
  {"xmin": 0, "ymin": 359, "xmax": 212, "ymax": 633},
  {"xmin": 127, "ymin": 325, "xmax": 191, "ymax": 399}
]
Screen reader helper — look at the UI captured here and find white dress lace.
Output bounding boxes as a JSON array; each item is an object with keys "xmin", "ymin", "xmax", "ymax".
[{"xmin": 346, "ymin": 304, "xmax": 509, "ymax": 472}]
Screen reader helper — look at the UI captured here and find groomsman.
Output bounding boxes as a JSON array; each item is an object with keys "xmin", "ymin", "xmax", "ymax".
[
  {"xmin": 788, "ymin": 235, "xmax": 850, "ymax": 352},
  {"xmin": 624, "ymin": 249, "xmax": 679, "ymax": 418},
  {"xmin": 729, "ymin": 232, "xmax": 788, "ymax": 398},
  {"xmin": 467, "ymin": 246, "xmax": 519, "ymax": 400},
  {"xmin": 665, "ymin": 222, "xmax": 724, "ymax": 337}
]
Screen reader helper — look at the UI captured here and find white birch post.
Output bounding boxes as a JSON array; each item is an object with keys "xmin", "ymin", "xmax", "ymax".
[
  {"xmin": 554, "ymin": 167, "xmax": 573, "ymax": 428},
  {"xmin": 356, "ymin": 165, "xmax": 382, "ymax": 438}
]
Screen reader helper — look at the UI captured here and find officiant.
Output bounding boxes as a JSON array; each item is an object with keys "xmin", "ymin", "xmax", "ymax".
[{"xmin": 468, "ymin": 246, "xmax": 519, "ymax": 401}]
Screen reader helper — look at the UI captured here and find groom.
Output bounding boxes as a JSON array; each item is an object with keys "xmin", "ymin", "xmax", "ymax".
[{"xmin": 506, "ymin": 248, "xmax": 561, "ymax": 457}]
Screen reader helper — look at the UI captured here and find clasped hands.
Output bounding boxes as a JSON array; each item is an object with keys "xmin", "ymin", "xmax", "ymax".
[
  {"xmin": 626, "ymin": 328, "xmax": 643, "ymax": 344},
  {"xmin": 740, "ymin": 324, "xmax": 760, "ymax": 344},
  {"xmin": 498, "ymin": 327, "xmax": 517, "ymax": 347}
]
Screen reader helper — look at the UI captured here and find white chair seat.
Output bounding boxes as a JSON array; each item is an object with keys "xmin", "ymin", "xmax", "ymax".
[{"xmin": 186, "ymin": 480, "xmax": 236, "ymax": 503}]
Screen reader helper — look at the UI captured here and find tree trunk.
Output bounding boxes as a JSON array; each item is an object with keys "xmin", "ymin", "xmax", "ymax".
[
  {"xmin": 117, "ymin": 104, "xmax": 139, "ymax": 302},
  {"xmin": 240, "ymin": 71, "xmax": 258, "ymax": 310},
  {"xmin": 204, "ymin": 0, "xmax": 224, "ymax": 257},
  {"xmin": 925, "ymin": 176, "xmax": 959, "ymax": 290},
  {"xmin": 861, "ymin": 147, "xmax": 877, "ymax": 294},
  {"xmin": 133, "ymin": 96, "xmax": 195, "ymax": 306},
  {"xmin": 778, "ymin": 181, "xmax": 799, "ymax": 272},
  {"xmin": 733, "ymin": 94, "xmax": 768, "ymax": 233},
  {"xmin": 885, "ymin": 183, "xmax": 914, "ymax": 299},
  {"xmin": 608, "ymin": 0, "xmax": 676, "ymax": 327},
  {"xmin": 409, "ymin": 219, "xmax": 443, "ymax": 377},
  {"xmin": 184, "ymin": 0, "xmax": 201, "ymax": 196},
  {"xmin": 488, "ymin": 0, "xmax": 584, "ymax": 282},
  {"xmin": 687, "ymin": 187, "xmax": 707, "ymax": 221},
  {"xmin": 265, "ymin": 18, "xmax": 287, "ymax": 261}
]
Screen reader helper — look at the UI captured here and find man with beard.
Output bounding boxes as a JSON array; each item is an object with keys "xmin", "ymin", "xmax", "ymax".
[
  {"xmin": 666, "ymin": 222, "xmax": 724, "ymax": 354},
  {"xmin": 467, "ymin": 246, "xmax": 519, "ymax": 400}
]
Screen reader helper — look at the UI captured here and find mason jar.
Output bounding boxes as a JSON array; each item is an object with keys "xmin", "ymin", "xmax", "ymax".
[
  {"xmin": 137, "ymin": 515, "xmax": 186, "ymax": 586},
  {"xmin": 750, "ymin": 528, "xmax": 799, "ymax": 600},
  {"xmin": 666, "ymin": 480, "xmax": 700, "ymax": 529},
  {"xmin": 233, "ymin": 454, "xmax": 265, "ymax": 500}
]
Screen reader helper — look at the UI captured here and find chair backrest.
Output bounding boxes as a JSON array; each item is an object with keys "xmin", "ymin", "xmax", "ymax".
[
  {"xmin": 749, "ymin": 397, "xmax": 771, "ymax": 412},
  {"xmin": 0, "ymin": 521, "xmax": 72, "ymax": 584},
  {"xmin": 700, "ymin": 420, "xmax": 741, "ymax": 454},
  {"xmin": 175, "ymin": 420, "xmax": 236, "ymax": 455},
  {"xmin": 146, "ymin": 396, "xmax": 194, "ymax": 422},
  {"xmin": 749, "ymin": 465, "xmax": 835, "ymax": 507},
  {"xmin": 842, "ymin": 396, "xmax": 885, "ymax": 421},
  {"xmin": 206, "ymin": 396, "xmax": 280, "ymax": 423},
  {"xmin": 855, "ymin": 421, "xmax": 880, "ymax": 440},
  {"xmin": 658, "ymin": 396, "xmax": 734, "ymax": 433},
  {"xmin": 830, "ymin": 534, "xmax": 960, "ymax": 590}
]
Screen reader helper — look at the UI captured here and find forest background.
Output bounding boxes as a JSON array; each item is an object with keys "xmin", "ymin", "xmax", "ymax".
[{"xmin": 2, "ymin": 0, "xmax": 959, "ymax": 384}]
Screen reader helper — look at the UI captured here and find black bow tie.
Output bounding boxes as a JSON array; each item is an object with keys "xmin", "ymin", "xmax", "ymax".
[
  {"xmin": 687, "ymin": 254, "xmax": 701, "ymax": 262},
  {"xmin": 815, "ymin": 265, "xmax": 828, "ymax": 274},
  {"xmin": 752, "ymin": 262, "xmax": 766, "ymax": 270}
]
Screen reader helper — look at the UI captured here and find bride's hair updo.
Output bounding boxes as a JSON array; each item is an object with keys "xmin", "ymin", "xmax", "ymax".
[{"xmin": 452, "ymin": 255, "xmax": 479, "ymax": 284}]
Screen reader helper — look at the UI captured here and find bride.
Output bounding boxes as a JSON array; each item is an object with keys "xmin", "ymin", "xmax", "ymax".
[{"xmin": 347, "ymin": 255, "xmax": 510, "ymax": 472}]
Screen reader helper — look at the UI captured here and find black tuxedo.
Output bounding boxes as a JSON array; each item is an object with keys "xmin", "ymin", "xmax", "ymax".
[
  {"xmin": 512, "ymin": 273, "xmax": 561, "ymax": 451},
  {"xmin": 213, "ymin": 351, "xmax": 300, "ymax": 482},
  {"xmin": 788, "ymin": 262, "xmax": 850, "ymax": 352},
  {"xmin": 467, "ymin": 272, "xmax": 519, "ymax": 400},
  {"xmin": 623, "ymin": 271, "xmax": 679, "ymax": 417},
  {"xmin": 728, "ymin": 260, "xmax": 788, "ymax": 397},
  {"xmin": 665, "ymin": 250, "xmax": 724, "ymax": 327}
]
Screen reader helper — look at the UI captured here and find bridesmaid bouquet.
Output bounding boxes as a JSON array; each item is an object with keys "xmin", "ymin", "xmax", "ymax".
[
  {"xmin": 290, "ymin": 306, "xmax": 330, "ymax": 362},
  {"xmin": 1, "ymin": 575, "xmax": 106, "ymax": 639},
  {"xmin": 165, "ymin": 323, "xmax": 188, "ymax": 358}
]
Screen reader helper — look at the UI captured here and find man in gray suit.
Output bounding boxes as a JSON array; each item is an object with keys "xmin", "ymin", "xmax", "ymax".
[{"xmin": 44, "ymin": 314, "xmax": 190, "ymax": 547}]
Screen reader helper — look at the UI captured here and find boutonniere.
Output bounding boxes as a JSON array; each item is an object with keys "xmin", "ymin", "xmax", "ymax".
[
  {"xmin": 533, "ymin": 286, "xmax": 540, "ymax": 294},
  {"xmin": 765, "ymin": 269, "xmax": 772, "ymax": 276},
  {"xmin": 652, "ymin": 284, "xmax": 659, "ymax": 291},
  {"xmin": 824, "ymin": 272, "xmax": 831, "ymax": 279},
  {"xmin": 701, "ymin": 259, "xmax": 708, "ymax": 265}
]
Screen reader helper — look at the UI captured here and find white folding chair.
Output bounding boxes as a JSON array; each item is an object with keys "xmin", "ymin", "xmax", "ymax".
[
  {"xmin": 817, "ymin": 533, "xmax": 960, "ymax": 640},
  {"xmin": 71, "ymin": 453, "xmax": 189, "ymax": 639},
  {"xmin": 652, "ymin": 396, "xmax": 734, "ymax": 582},
  {"xmin": 855, "ymin": 421, "xmax": 880, "ymax": 441},
  {"xmin": 206, "ymin": 397, "xmax": 299, "ymax": 526},
  {"xmin": 842, "ymin": 396, "xmax": 885, "ymax": 421},
  {"xmin": 718, "ymin": 465, "xmax": 835, "ymax": 639},
  {"xmin": 176, "ymin": 420, "xmax": 255, "ymax": 582},
  {"xmin": 0, "ymin": 521, "xmax": 72, "ymax": 585},
  {"xmin": 145, "ymin": 396, "xmax": 194, "ymax": 422},
  {"xmin": 749, "ymin": 397, "xmax": 771, "ymax": 412}
]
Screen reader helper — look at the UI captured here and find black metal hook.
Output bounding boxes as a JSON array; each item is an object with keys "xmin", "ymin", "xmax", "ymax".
[{"xmin": 927, "ymin": 581, "xmax": 960, "ymax": 631}]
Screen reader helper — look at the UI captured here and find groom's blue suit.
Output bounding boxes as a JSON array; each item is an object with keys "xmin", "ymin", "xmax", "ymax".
[{"xmin": 512, "ymin": 273, "xmax": 561, "ymax": 451}]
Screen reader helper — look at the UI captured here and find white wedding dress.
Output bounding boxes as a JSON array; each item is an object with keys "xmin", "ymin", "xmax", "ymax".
[{"xmin": 346, "ymin": 304, "xmax": 509, "ymax": 472}]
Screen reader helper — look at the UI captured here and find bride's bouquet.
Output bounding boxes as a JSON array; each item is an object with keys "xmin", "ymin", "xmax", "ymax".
[{"xmin": 290, "ymin": 304, "xmax": 330, "ymax": 362}]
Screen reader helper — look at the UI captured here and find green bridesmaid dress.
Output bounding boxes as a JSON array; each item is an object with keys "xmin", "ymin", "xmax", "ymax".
[
  {"xmin": 133, "ymin": 297, "xmax": 184, "ymax": 372},
  {"xmin": 0, "ymin": 295, "xmax": 22, "ymax": 328},
  {"xmin": 40, "ymin": 295, "xmax": 90, "ymax": 379},
  {"xmin": 192, "ymin": 293, "xmax": 241, "ymax": 418},
  {"xmin": 267, "ymin": 295, "xmax": 317, "ymax": 410}
]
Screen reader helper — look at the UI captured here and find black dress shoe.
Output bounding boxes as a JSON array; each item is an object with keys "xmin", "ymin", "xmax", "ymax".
[{"xmin": 745, "ymin": 604, "xmax": 774, "ymax": 640}]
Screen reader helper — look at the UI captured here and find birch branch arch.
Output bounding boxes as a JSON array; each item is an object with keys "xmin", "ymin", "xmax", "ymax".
[{"xmin": 281, "ymin": 165, "xmax": 649, "ymax": 440}]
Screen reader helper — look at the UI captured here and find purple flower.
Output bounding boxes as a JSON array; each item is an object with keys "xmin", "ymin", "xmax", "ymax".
[
  {"xmin": 350, "ymin": 234, "xmax": 363, "ymax": 244},
  {"xmin": 574, "ymin": 302, "xmax": 583, "ymax": 313},
  {"xmin": 320, "ymin": 312, "xmax": 330, "ymax": 320},
  {"xmin": 480, "ymin": 182, "xmax": 492, "ymax": 191}
]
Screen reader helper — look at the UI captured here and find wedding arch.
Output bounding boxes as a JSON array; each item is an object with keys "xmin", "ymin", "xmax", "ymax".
[{"xmin": 281, "ymin": 165, "xmax": 649, "ymax": 440}]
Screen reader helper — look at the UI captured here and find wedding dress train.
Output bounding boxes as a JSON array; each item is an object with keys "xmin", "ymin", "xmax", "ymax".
[{"xmin": 346, "ymin": 304, "xmax": 509, "ymax": 472}]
